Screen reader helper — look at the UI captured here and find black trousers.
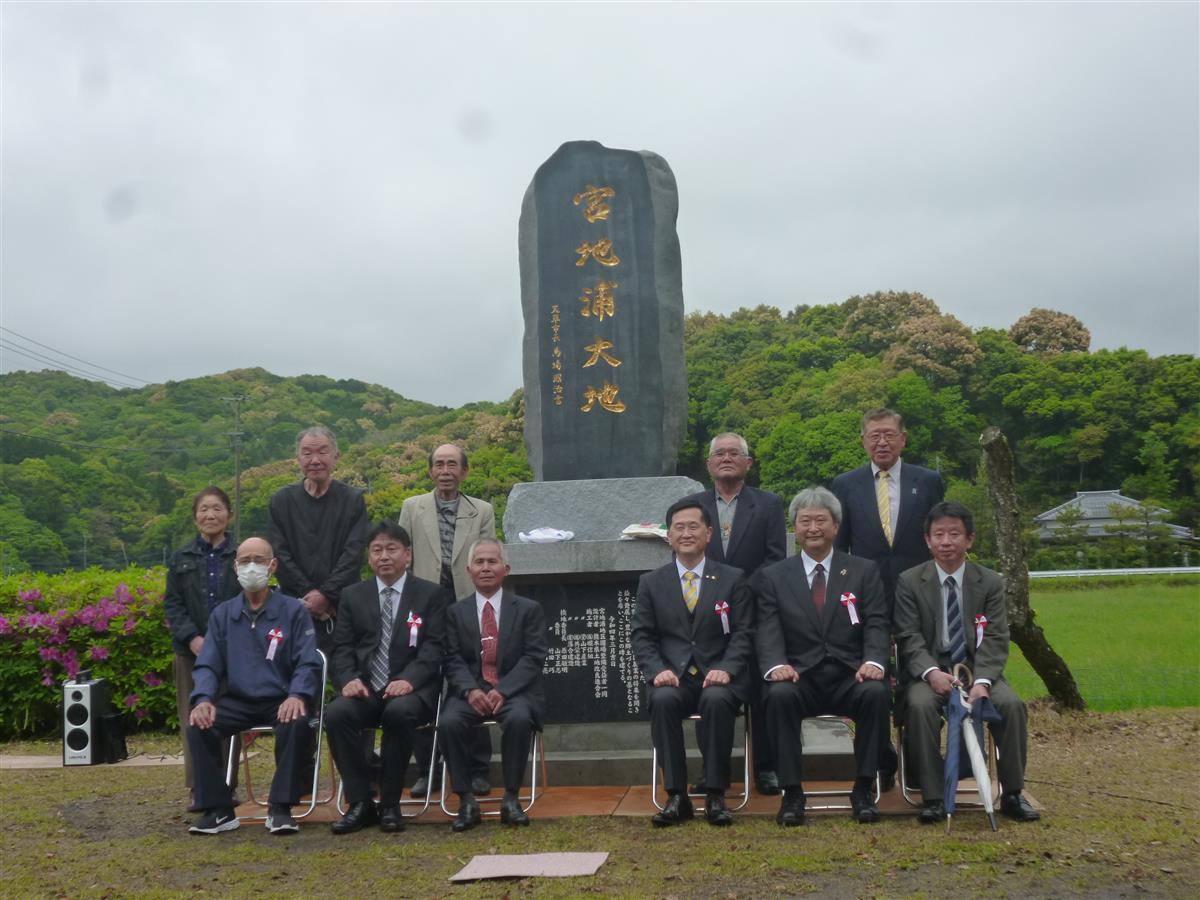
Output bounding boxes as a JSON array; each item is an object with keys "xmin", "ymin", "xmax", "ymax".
[
  {"xmin": 411, "ymin": 723, "xmax": 490, "ymax": 783},
  {"xmin": 765, "ymin": 658, "xmax": 890, "ymax": 790},
  {"xmin": 649, "ymin": 674, "xmax": 740, "ymax": 794},
  {"xmin": 325, "ymin": 691, "xmax": 435, "ymax": 805},
  {"xmin": 187, "ymin": 696, "xmax": 310, "ymax": 811},
  {"xmin": 439, "ymin": 695, "xmax": 536, "ymax": 795}
]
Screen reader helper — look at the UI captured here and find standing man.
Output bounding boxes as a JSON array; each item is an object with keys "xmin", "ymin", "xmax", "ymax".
[
  {"xmin": 439, "ymin": 539, "xmax": 547, "ymax": 832},
  {"xmin": 831, "ymin": 408, "xmax": 944, "ymax": 785},
  {"xmin": 325, "ymin": 523, "xmax": 451, "ymax": 835},
  {"xmin": 186, "ymin": 536, "xmax": 321, "ymax": 836},
  {"xmin": 682, "ymin": 432, "xmax": 786, "ymax": 795},
  {"xmin": 631, "ymin": 499, "xmax": 752, "ymax": 827},
  {"xmin": 753, "ymin": 487, "xmax": 890, "ymax": 826},
  {"xmin": 268, "ymin": 426, "xmax": 369, "ymax": 656},
  {"xmin": 894, "ymin": 501, "xmax": 1039, "ymax": 823},
  {"xmin": 399, "ymin": 442, "xmax": 496, "ymax": 797}
]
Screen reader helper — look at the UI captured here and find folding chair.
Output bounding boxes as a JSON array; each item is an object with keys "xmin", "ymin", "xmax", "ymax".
[
  {"xmin": 650, "ymin": 704, "xmax": 752, "ymax": 812},
  {"xmin": 333, "ymin": 692, "xmax": 443, "ymax": 818},
  {"xmin": 438, "ymin": 719, "xmax": 545, "ymax": 818},
  {"xmin": 896, "ymin": 719, "xmax": 1000, "ymax": 808},
  {"xmin": 803, "ymin": 715, "xmax": 881, "ymax": 811},
  {"xmin": 225, "ymin": 650, "xmax": 332, "ymax": 821}
]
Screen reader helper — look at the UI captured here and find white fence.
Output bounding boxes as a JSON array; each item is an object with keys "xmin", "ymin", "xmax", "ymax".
[{"xmin": 1028, "ymin": 566, "xmax": 1200, "ymax": 579}]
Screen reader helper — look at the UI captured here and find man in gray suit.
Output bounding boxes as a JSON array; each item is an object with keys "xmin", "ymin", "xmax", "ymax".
[{"xmin": 894, "ymin": 501, "xmax": 1039, "ymax": 823}]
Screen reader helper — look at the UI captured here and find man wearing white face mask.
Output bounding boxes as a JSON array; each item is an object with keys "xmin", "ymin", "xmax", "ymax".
[{"xmin": 186, "ymin": 536, "xmax": 322, "ymax": 836}]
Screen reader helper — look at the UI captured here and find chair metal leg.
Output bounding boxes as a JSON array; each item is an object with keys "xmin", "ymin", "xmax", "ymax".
[
  {"xmin": 439, "ymin": 721, "xmax": 542, "ymax": 818},
  {"xmin": 651, "ymin": 706, "xmax": 752, "ymax": 812}
]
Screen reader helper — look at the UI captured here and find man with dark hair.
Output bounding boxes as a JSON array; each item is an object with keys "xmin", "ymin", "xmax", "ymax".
[
  {"xmin": 439, "ymin": 539, "xmax": 547, "ymax": 831},
  {"xmin": 325, "ymin": 523, "xmax": 451, "ymax": 834},
  {"xmin": 399, "ymin": 442, "xmax": 495, "ymax": 798},
  {"xmin": 753, "ymin": 488, "xmax": 891, "ymax": 826},
  {"xmin": 830, "ymin": 408, "xmax": 945, "ymax": 786},
  {"xmin": 682, "ymin": 431, "xmax": 786, "ymax": 795},
  {"xmin": 632, "ymin": 499, "xmax": 752, "ymax": 826},
  {"xmin": 268, "ymin": 426, "xmax": 369, "ymax": 655},
  {"xmin": 186, "ymin": 536, "xmax": 321, "ymax": 836},
  {"xmin": 894, "ymin": 501, "xmax": 1039, "ymax": 823}
]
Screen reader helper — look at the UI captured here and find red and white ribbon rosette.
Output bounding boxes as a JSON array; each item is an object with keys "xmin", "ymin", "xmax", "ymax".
[
  {"xmin": 840, "ymin": 592, "xmax": 860, "ymax": 625},
  {"xmin": 974, "ymin": 614, "xmax": 987, "ymax": 648},
  {"xmin": 266, "ymin": 627, "xmax": 284, "ymax": 661},
  {"xmin": 714, "ymin": 600, "xmax": 731, "ymax": 635},
  {"xmin": 406, "ymin": 612, "xmax": 422, "ymax": 648}
]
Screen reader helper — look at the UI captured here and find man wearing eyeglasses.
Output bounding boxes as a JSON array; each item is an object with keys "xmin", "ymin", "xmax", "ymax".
[
  {"xmin": 682, "ymin": 432, "xmax": 786, "ymax": 796},
  {"xmin": 830, "ymin": 408, "xmax": 944, "ymax": 789}
]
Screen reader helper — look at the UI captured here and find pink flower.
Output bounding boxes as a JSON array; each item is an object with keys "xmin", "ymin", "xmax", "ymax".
[
  {"xmin": 41, "ymin": 672, "xmax": 54, "ymax": 687},
  {"xmin": 134, "ymin": 709, "xmax": 148, "ymax": 720},
  {"xmin": 38, "ymin": 647, "xmax": 59, "ymax": 662},
  {"xmin": 90, "ymin": 646, "xmax": 109, "ymax": 661},
  {"xmin": 123, "ymin": 693, "xmax": 140, "ymax": 709},
  {"xmin": 19, "ymin": 589, "xmax": 43, "ymax": 603},
  {"xmin": 123, "ymin": 619, "xmax": 137, "ymax": 634},
  {"xmin": 0, "ymin": 616, "xmax": 11, "ymax": 635},
  {"xmin": 143, "ymin": 672, "xmax": 162, "ymax": 687}
]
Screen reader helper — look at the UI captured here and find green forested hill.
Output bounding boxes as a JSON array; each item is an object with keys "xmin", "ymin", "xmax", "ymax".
[{"xmin": 2, "ymin": 293, "xmax": 1196, "ymax": 573}]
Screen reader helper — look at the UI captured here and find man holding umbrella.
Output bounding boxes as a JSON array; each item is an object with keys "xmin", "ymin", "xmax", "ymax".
[{"xmin": 893, "ymin": 501, "xmax": 1040, "ymax": 823}]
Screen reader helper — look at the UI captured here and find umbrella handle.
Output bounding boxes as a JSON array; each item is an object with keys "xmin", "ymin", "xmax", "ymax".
[{"xmin": 952, "ymin": 662, "xmax": 974, "ymax": 689}]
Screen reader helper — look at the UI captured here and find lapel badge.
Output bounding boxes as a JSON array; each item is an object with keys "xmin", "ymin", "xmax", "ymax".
[{"xmin": 839, "ymin": 569, "xmax": 847, "ymax": 576}]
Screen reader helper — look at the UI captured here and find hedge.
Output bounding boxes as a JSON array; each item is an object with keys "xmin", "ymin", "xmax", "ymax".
[{"xmin": 0, "ymin": 567, "xmax": 174, "ymax": 738}]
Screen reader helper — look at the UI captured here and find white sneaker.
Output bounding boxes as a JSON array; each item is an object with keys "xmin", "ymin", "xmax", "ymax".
[
  {"xmin": 188, "ymin": 808, "xmax": 240, "ymax": 835},
  {"xmin": 265, "ymin": 804, "xmax": 298, "ymax": 834}
]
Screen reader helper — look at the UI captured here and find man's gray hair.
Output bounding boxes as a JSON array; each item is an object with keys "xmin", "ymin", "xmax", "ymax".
[
  {"xmin": 296, "ymin": 425, "xmax": 338, "ymax": 453},
  {"xmin": 467, "ymin": 537, "xmax": 508, "ymax": 566},
  {"xmin": 788, "ymin": 486, "xmax": 843, "ymax": 527},
  {"xmin": 708, "ymin": 432, "xmax": 749, "ymax": 457}
]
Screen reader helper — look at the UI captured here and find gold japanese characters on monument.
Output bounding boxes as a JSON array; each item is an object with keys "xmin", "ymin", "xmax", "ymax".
[
  {"xmin": 572, "ymin": 184, "xmax": 615, "ymax": 223},
  {"xmin": 574, "ymin": 237, "xmax": 620, "ymax": 268},
  {"xmin": 582, "ymin": 338, "xmax": 622, "ymax": 369},
  {"xmin": 579, "ymin": 280, "xmax": 618, "ymax": 321},
  {"xmin": 549, "ymin": 305, "xmax": 564, "ymax": 406},
  {"xmin": 580, "ymin": 381, "xmax": 626, "ymax": 414}
]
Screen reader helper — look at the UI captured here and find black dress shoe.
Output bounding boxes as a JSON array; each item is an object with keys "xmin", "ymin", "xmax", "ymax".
[
  {"xmin": 704, "ymin": 792, "xmax": 733, "ymax": 826},
  {"xmin": 452, "ymin": 796, "xmax": 482, "ymax": 832},
  {"xmin": 499, "ymin": 795, "xmax": 530, "ymax": 826},
  {"xmin": 850, "ymin": 786, "xmax": 880, "ymax": 824},
  {"xmin": 471, "ymin": 775, "xmax": 492, "ymax": 796},
  {"xmin": 755, "ymin": 769, "xmax": 781, "ymax": 796},
  {"xmin": 1000, "ymin": 792, "xmax": 1041, "ymax": 822},
  {"xmin": 776, "ymin": 792, "xmax": 806, "ymax": 827},
  {"xmin": 331, "ymin": 801, "xmax": 378, "ymax": 835},
  {"xmin": 378, "ymin": 804, "xmax": 405, "ymax": 833},
  {"xmin": 918, "ymin": 800, "xmax": 945, "ymax": 824},
  {"xmin": 651, "ymin": 793, "xmax": 695, "ymax": 827}
]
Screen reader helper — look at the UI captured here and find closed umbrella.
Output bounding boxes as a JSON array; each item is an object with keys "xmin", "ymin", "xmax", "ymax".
[{"xmin": 943, "ymin": 664, "xmax": 1001, "ymax": 832}]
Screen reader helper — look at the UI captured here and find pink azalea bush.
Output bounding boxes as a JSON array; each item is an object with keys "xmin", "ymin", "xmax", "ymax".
[{"xmin": 0, "ymin": 568, "xmax": 174, "ymax": 738}]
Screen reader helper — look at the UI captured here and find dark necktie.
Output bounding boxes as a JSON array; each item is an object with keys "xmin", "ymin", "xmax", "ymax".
[
  {"xmin": 811, "ymin": 563, "xmax": 826, "ymax": 616},
  {"xmin": 370, "ymin": 587, "xmax": 395, "ymax": 692},
  {"xmin": 481, "ymin": 600, "xmax": 499, "ymax": 686},
  {"xmin": 946, "ymin": 576, "xmax": 966, "ymax": 664}
]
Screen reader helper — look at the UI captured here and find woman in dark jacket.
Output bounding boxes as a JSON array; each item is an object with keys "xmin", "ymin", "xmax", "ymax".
[{"xmin": 163, "ymin": 486, "xmax": 240, "ymax": 794}]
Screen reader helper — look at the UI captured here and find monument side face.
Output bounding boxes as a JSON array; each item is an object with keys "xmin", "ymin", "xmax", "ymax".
[{"xmin": 519, "ymin": 140, "xmax": 686, "ymax": 481}]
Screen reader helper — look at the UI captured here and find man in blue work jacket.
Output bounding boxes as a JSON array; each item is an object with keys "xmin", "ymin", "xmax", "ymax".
[{"xmin": 186, "ymin": 536, "xmax": 322, "ymax": 835}]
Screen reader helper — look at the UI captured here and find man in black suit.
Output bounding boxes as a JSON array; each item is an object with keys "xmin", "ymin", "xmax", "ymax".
[
  {"xmin": 830, "ymin": 407, "xmax": 945, "ymax": 786},
  {"xmin": 439, "ymin": 538, "xmax": 547, "ymax": 831},
  {"xmin": 754, "ymin": 487, "xmax": 891, "ymax": 826},
  {"xmin": 894, "ymin": 501, "xmax": 1039, "ymax": 823},
  {"xmin": 683, "ymin": 432, "xmax": 786, "ymax": 795},
  {"xmin": 325, "ymin": 522, "xmax": 451, "ymax": 834},
  {"xmin": 631, "ymin": 499, "xmax": 753, "ymax": 827}
]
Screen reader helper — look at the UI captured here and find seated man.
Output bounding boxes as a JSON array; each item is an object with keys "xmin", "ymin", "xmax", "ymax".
[
  {"xmin": 894, "ymin": 501, "xmax": 1040, "ymax": 823},
  {"xmin": 325, "ymin": 522, "xmax": 450, "ymax": 834},
  {"xmin": 186, "ymin": 536, "xmax": 321, "ymax": 836},
  {"xmin": 753, "ymin": 487, "xmax": 890, "ymax": 826},
  {"xmin": 438, "ymin": 538, "xmax": 547, "ymax": 831},
  {"xmin": 631, "ymin": 499, "xmax": 752, "ymax": 827}
]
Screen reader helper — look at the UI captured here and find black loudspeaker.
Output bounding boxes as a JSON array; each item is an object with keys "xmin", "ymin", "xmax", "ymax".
[{"xmin": 63, "ymin": 673, "xmax": 123, "ymax": 765}]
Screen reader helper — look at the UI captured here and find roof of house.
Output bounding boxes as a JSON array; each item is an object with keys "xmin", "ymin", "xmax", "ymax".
[{"xmin": 1034, "ymin": 490, "xmax": 1192, "ymax": 540}]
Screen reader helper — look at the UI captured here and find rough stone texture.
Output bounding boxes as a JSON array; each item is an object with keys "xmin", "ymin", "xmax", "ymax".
[
  {"xmin": 519, "ymin": 140, "xmax": 686, "ymax": 481},
  {"xmin": 505, "ymin": 539, "xmax": 672, "ymax": 577},
  {"xmin": 503, "ymin": 475, "xmax": 704, "ymax": 543}
]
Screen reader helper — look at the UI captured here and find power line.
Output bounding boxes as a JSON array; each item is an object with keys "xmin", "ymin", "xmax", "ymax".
[
  {"xmin": 0, "ymin": 326, "xmax": 151, "ymax": 385},
  {"xmin": 0, "ymin": 340, "xmax": 143, "ymax": 390}
]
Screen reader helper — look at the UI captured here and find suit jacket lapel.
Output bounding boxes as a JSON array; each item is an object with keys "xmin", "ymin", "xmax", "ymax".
[
  {"xmin": 420, "ymin": 494, "xmax": 442, "ymax": 566},
  {"xmin": 919, "ymin": 562, "xmax": 943, "ymax": 648},
  {"xmin": 392, "ymin": 579, "xmax": 413, "ymax": 652},
  {"xmin": 495, "ymin": 590, "xmax": 519, "ymax": 672},
  {"xmin": 692, "ymin": 566, "xmax": 720, "ymax": 637},
  {"xmin": 962, "ymin": 563, "xmax": 984, "ymax": 659},
  {"xmin": 701, "ymin": 494, "xmax": 725, "ymax": 563},
  {"xmin": 893, "ymin": 464, "xmax": 919, "ymax": 541},
  {"xmin": 786, "ymin": 557, "xmax": 822, "ymax": 633},
  {"xmin": 724, "ymin": 488, "xmax": 755, "ymax": 564},
  {"xmin": 660, "ymin": 567, "xmax": 692, "ymax": 636},
  {"xmin": 450, "ymin": 496, "xmax": 478, "ymax": 567},
  {"xmin": 821, "ymin": 555, "xmax": 846, "ymax": 632}
]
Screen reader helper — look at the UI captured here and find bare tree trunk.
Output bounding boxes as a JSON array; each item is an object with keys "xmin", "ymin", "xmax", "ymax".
[{"xmin": 981, "ymin": 426, "xmax": 1086, "ymax": 711}]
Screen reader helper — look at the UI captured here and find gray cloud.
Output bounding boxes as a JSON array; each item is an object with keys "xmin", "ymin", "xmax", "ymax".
[{"xmin": 2, "ymin": 2, "xmax": 1196, "ymax": 406}]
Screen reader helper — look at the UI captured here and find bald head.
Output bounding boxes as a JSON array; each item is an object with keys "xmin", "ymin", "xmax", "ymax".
[
  {"xmin": 429, "ymin": 443, "xmax": 469, "ymax": 500},
  {"xmin": 236, "ymin": 536, "xmax": 274, "ymax": 563}
]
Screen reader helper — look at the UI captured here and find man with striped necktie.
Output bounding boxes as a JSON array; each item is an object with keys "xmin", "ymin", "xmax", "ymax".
[{"xmin": 894, "ymin": 501, "xmax": 1039, "ymax": 823}]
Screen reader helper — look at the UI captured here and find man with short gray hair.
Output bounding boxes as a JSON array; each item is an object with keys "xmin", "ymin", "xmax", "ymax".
[{"xmin": 752, "ymin": 487, "xmax": 891, "ymax": 826}]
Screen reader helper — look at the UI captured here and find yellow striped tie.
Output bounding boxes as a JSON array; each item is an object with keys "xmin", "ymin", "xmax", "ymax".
[
  {"xmin": 876, "ymin": 470, "xmax": 893, "ymax": 545},
  {"xmin": 683, "ymin": 571, "xmax": 699, "ymax": 612}
]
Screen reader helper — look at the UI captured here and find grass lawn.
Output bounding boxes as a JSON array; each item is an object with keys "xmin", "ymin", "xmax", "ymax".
[
  {"xmin": 1007, "ymin": 579, "xmax": 1200, "ymax": 710},
  {"xmin": 1, "ymin": 707, "xmax": 1197, "ymax": 897}
]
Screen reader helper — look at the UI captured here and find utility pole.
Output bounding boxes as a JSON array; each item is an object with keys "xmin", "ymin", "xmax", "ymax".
[
  {"xmin": 223, "ymin": 395, "xmax": 247, "ymax": 545},
  {"xmin": 82, "ymin": 532, "xmax": 88, "ymax": 568}
]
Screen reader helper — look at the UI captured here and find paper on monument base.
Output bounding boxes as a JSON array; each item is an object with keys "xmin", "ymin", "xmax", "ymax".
[
  {"xmin": 619, "ymin": 522, "xmax": 668, "ymax": 540},
  {"xmin": 518, "ymin": 527, "xmax": 575, "ymax": 543},
  {"xmin": 450, "ymin": 852, "xmax": 609, "ymax": 882}
]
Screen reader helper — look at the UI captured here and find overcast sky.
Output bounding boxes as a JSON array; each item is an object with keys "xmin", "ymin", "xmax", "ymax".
[{"xmin": 2, "ymin": 1, "xmax": 1196, "ymax": 408}]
